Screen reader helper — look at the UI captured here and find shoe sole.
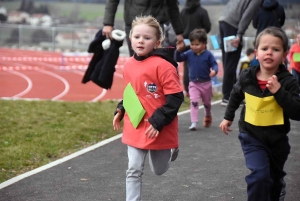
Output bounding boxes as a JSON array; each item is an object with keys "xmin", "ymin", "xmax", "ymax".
[
  {"xmin": 189, "ymin": 127, "xmax": 196, "ymax": 131},
  {"xmin": 220, "ymin": 103, "xmax": 228, "ymax": 107},
  {"xmin": 171, "ymin": 148, "xmax": 179, "ymax": 162}
]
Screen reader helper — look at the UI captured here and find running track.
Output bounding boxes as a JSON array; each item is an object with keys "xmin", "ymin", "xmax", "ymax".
[{"xmin": 0, "ymin": 48, "xmax": 223, "ymax": 102}]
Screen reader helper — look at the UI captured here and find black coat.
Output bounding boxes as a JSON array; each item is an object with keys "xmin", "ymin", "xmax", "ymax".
[
  {"xmin": 180, "ymin": 0, "xmax": 211, "ymax": 38},
  {"xmin": 252, "ymin": 0, "xmax": 285, "ymax": 39},
  {"xmin": 224, "ymin": 65, "xmax": 300, "ymax": 145},
  {"xmin": 82, "ymin": 29, "xmax": 124, "ymax": 89}
]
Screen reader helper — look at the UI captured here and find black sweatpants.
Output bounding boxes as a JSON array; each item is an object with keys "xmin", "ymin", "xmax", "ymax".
[{"xmin": 219, "ymin": 21, "xmax": 243, "ymax": 100}]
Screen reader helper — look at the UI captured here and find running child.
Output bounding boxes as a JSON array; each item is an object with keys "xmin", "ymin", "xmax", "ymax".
[
  {"xmin": 112, "ymin": 15, "xmax": 184, "ymax": 201},
  {"xmin": 219, "ymin": 26, "xmax": 300, "ymax": 201},
  {"xmin": 174, "ymin": 28, "xmax": 218, "ymax": 130}
]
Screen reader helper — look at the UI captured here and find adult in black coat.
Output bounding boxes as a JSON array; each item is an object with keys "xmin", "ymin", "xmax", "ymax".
[
  {"xmin": 253, "ymin": 0, "xmax": 285, "ymax": 40},
  {"xmin": 180, "ymin": 0, "xmax": 211, "ymax": 96}
]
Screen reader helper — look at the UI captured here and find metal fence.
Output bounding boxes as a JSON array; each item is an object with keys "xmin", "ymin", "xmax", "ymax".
[
  {"xmin": 0, "ymin": 23, "xmax": 98, "ymax": 52},
  {"xmin": 0, "ymin": 24, "xmax": 296, "ymax": 54}
]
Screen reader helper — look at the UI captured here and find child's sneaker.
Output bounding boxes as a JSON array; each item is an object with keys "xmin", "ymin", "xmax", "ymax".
[
  {"xmin": 171, "ymin": 148, "xmax": 179, "ymax": 162},
  {"xmin": 189, "ymin": 122, "xmax": 197, "ymax": 131},
  {"xmin": 203, "ymin": 114, "xmax": 212, "ymax": 127}
]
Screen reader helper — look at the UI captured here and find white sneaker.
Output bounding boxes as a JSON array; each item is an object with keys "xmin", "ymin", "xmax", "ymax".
[{"xmin": 189, "ymin": 122, "xmax": 197, "ymax": 131}]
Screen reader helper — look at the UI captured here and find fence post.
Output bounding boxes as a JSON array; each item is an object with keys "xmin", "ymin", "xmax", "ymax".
[
  {"xmin": 52, "ymin": 27, "xmax": 56, "ymax": 51},
  {"xmin": 18, "ymin": 24, "xmax": 22, "ymax": 48}
]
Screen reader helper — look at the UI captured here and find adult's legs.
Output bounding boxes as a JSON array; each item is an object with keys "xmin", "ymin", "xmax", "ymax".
[
  {"xmin": 125, "ymin": 24, "xmax": 134, "ymax": 56},
  {"xmin": 219, "ymin": 21, "xmax": 243, "ymax": 100},
  {"xmin": 183, "ymin": 61, "xmax": 189, "ymax": 94},
  {"xmin": 148, "ymin": 149, "xmax": 172, "ymax": 175},
  {"xmin": 238, "ymin": 133, "xmax": 272, "ymax": 201},
  {"xmin": 126, "ymin": 146, "xmax": 147, "ymax": 201}
]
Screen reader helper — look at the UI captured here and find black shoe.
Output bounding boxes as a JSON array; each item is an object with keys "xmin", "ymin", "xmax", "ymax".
[{"xmin": 171, "ymin": 148, "xmax": 179, "ymax": 162}]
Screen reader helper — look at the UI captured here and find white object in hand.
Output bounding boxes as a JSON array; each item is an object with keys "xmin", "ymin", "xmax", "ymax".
[{"xmin": 102, "ymin": 29, "xmax": 126, "ymax": 50}]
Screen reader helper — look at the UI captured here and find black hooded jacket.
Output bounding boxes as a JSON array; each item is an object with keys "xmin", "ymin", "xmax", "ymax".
[
  {"xmin": 181, "ymin": 0, "xmax": 211, "ymax": 38},
  {"xmin": 224, "ymin": 65, "xmax": 300, "ymax": 145},
  {"xmin": 252, "ymin": 0, "xmax": 285, "ymax": 39}
]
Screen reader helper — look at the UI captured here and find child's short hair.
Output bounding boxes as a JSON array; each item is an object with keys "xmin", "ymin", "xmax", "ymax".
[
  {"xmin": 189, "ymin": 29, "xmax": 207, "ymax": 44},
  {"xmin": 255, "ymin": 27, "xmax": 289, "ymax": 52},
  {"xmin": 246, "ymin": 48, "xmax": 254, "ymax": 56},
  {"xmin": 130, "ymin": 15, "xmax": 164, "ymax": 46}
]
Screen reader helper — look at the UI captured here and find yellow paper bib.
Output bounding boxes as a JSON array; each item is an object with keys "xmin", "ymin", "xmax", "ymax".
[{"xmin": 245, "ymin": 92, "xmax": 283, "ymax": 126}]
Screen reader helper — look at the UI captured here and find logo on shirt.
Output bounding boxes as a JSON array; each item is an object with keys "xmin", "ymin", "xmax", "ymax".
[{"xmin": 147, "ymin": 83, "xmax": 157, "ymax": 93}]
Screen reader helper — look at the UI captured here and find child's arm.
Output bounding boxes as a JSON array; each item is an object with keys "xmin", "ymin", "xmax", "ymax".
[
  {"xmin": 174, "ymin": 48, "xmax": 187, "ymax": 62},
  {"xmin": 219, "ymin": 119, "xmax": 233, "ymax": 135},
  {"xmin": 147, "ymin": 92, "xmax": 184, "ymax": 134},
  {"xmin": 208, "ymin": 52, "xmax": 218, "ymax": 77},
  {"xmin": 270, "ymin": 75, "xmax": 300, "ymax": 120},
  {"xmin": 112, "ymin": 100, "xmax": 125, "ymax": 130}
]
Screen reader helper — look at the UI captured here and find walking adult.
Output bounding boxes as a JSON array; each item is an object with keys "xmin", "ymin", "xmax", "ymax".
[
  {"xmin": 218, "ymin": 0, "xmax": 263, "ymax": 106},
  {"xmin": 250, "ymin": 0, "xmax": 286, "ymax": 67},
  {"xmin": 102, "ymin": 0, "xmax": 184, "ymax": 56},
  {"xmin": 253, "ymin": 0, "xmax": 285, "ymax": 40},
  {"xmin": 180, "ymin": 0, "xmax": 211, "ymax": 97}
]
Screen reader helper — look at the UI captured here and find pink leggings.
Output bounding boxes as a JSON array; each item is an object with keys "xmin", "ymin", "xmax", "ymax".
[{"xmin": 189, "ymin": 81, "xmax": 212, "ymax": 123}]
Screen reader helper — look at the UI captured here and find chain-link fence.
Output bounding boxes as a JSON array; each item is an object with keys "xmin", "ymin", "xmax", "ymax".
[{"xmin": 0, "ymin": 24, "xmax": 296, "ymax": 55}]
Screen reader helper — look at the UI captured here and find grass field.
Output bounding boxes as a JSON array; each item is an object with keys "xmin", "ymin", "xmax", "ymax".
[{"xmin": 0, "ymin": 93, "xmax": 222, "ymax": 183}]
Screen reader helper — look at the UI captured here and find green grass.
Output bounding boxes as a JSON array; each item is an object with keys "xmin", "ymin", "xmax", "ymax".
[
  {"xmin": 0, "ymin": 94, "xmax": 221, "ymax": 183},
  {"xmin": 0, "ymin": 100, "xmax": 121, "ymax": 183}
]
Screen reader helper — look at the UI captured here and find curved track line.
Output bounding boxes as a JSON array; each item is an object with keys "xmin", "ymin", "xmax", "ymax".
[
  {"xmin": 90, "ymin": 89, "xmax": 107, "ymax": 102},
  {"xmin": 71, "ymin": 70, "xmax": 108, "ymax": 102},
  {"xmin": 90, "ymin": 71, "xmax": 123, "ymax": 102},
  {"xmin": 35, "ymin": 69, "xmax": 70, "ymax": 100},
  {"xmin": 8, "ymin": 70, "xmax": 33, "ymax": 98}
]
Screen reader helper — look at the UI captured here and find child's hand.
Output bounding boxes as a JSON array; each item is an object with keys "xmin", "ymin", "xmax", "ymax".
[
  {"xmin": 266, "ymin": 75, "xmax": 281, "ymax": 94},
  {"xmin": 176, "ymin": 41, "xmax": 184, "ymax": 52},
  {"xmin": 145, "ymin": 124, "xmax": 159, "ymax": 139},
  {"xmin": 219, "ymin": 119, "xmax": 232, "ymax": 135},
  {"xmin": 113, "ymin": 109, "xmax": 122, "ymax": 130},
  {"xmin": 210, "ymin": 70, "xmax": 217, "ymax": 77}
]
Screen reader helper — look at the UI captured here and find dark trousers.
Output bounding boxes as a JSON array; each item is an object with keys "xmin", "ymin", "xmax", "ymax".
[
  {"xmin": 125, "ymin": 24, "xmax": 134, "ymax": 56},
  {"xmin": 238, "ymin": 133, "xmax": 290, "ymax": 201},
  {"xmin": 183, "ymin": 61, "xmax": 189, "ymax": 93},
  {"xmin": 219, "ymin": 21, "xmax": 243, "ymax": 100}
]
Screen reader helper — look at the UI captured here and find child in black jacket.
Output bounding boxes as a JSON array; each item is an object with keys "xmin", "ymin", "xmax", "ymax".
[{"xmin": 220, "ymin": 27, "xmax": 300, "ymax": 201}]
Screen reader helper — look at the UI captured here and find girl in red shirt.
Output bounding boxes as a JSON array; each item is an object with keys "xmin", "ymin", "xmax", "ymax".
[
  {"xmin": 288, "ymin": 33, "xmax": 300, "ymax": 86},
  {"xmin": 113, "ymin": 15, "xmax": 184, "ymax": 201}
]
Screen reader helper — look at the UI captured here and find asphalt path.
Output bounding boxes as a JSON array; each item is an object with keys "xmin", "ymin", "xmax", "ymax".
[{"xmin": 1, "ymin": 101, "xmax": 300, "ymax": 201}]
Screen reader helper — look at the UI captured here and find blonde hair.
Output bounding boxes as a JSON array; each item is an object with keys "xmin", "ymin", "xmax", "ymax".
[{"xmin": 129, "ymin": 15, "xmax": 164, "ymax": 47}]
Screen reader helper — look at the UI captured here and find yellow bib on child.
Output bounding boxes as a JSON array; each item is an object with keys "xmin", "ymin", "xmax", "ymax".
[{"xmin": 244, "ymin": 92, "xmax": 283, "ymax": 126}]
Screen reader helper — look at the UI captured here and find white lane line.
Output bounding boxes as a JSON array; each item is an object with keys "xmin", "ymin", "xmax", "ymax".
[
  {"xmin": 0, "ymin": 100, "xmax": 222, "ymax": 189},
  {"xmin": 7, "ymin": 70, "xmax": 33, "ymax": 98},
  {"xmin": 69, "ymin": 70, "xmax": 108, "ymax": 102},
  {"xmin": 0, "ymin": 134, "xmax": 122, "ymax": 189},
  {"xmin": 90, "ymin": 89, "xmax": 107, "ymax": 102},
  {"xmin": 35, "ymin": 68, "xmax": 69, "ymax": 100}
]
